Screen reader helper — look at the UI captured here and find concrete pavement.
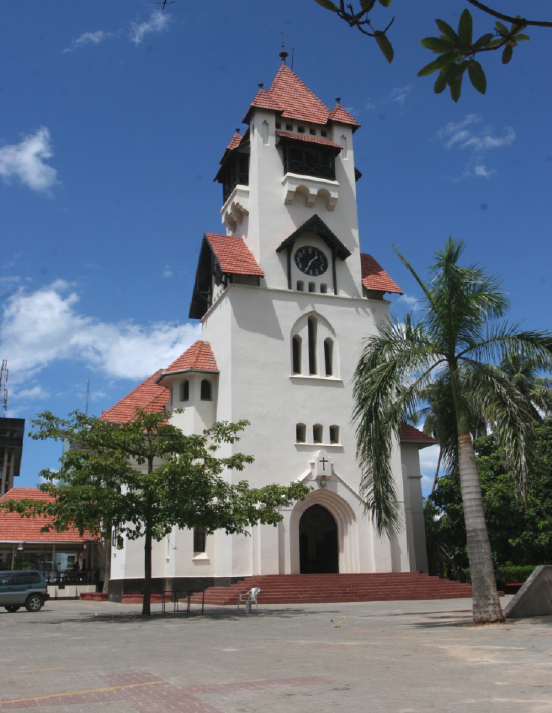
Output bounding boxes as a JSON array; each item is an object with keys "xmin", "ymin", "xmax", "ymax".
[{"xmin": 1, "ymin": 597, "xmax": 551, "ymax": 712}]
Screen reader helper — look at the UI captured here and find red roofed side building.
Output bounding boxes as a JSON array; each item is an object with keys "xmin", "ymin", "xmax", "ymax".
[
  {"xmin": 107, "ymin": 57, "xmax": 430, "ymax": 599},
  {"xmin": 0, "ymin": 488, "xmax": 102, "ymax": 597}
]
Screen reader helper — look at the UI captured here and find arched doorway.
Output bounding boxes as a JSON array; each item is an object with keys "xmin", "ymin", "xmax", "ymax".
[{"xmin": 299, "ymin": 504, "xmax": 339, "ymax": 574}]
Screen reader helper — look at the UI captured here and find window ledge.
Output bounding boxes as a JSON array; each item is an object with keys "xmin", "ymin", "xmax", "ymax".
[
  {"xmin": 295, "ymin": 442, "xmax": 343, "ymax": 448},
  {"xmin": 290, "ymin": 375, "xmax": 343, "ymax": 384},
  {"xmin": 192, "ymin": 553, "xmax": 210, "ymax": 562}
]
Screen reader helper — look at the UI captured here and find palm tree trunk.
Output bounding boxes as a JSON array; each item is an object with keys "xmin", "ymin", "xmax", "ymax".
[
  {"xmin": 458, "ymin": 433, "xmax": 504, "ymax": 623},
  {"xmin": 451, "ymin": 363, "xmax": 504, "ymax": 623}
]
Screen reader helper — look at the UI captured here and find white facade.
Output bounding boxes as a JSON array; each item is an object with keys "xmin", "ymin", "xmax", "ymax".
[{"xmin": 110, "ymin": 62, "xmax": 430, "ymax": 590}]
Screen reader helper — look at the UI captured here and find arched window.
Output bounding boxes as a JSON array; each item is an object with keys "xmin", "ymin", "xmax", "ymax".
[
  {"xmin": 296, "ymin": 423, "xmax": 306, "ymax": 443},
  {"xmin": 329, "ymin": 425, "xmax": 340, "ymax": 444},
  {"xmin": 308, "ymin": 317, "xmax": 317, "ymax": 375},
  {"xmin": 308, "ymin": 282, "xmax": 315, "ymax": 293},
  {"xmin": 297, "ymin": 280, "xmax": 304, "ymax": 291},
  {"xmin": 292, "ymin": 335, "xmax": 302, "ymax": 374},
  {"xmin": 324, "ymin": 338, "xmax": 333, "ymax": 376},
  {"xmin": 200, "ymin": 379, "xmax": 212, "ymax": 401},
  {"xmin": 313, "ymin": 424, "xmax": 323, "ymax": 444},
  {"xmin": 180, "ymin": 379, "xmax": 189, "ymax": 402},
  {"xmin": 320, "ymin": 283, "xmax": 328, "ymax": 294}
]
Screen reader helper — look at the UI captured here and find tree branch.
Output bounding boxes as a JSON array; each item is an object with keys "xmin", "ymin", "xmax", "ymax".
[{"xmin": 465, "ymin": 1, "xmax": 552, "ymax": 28}]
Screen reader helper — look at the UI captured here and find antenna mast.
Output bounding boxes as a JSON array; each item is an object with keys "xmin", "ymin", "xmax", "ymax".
[{"xmin": 0, "ymin": 360, "xmax": 8, "ymax": 417}]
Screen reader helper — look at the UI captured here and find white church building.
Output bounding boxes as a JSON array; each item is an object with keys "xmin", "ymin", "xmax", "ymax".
[{"xmin": 102, "ymin": 57, "xmax": 434, "ymax": 598}]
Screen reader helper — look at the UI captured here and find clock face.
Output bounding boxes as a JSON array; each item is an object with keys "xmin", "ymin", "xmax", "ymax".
[{"xmin": 294, "ymin": 246, "xmax": 328, "ymax": 276}]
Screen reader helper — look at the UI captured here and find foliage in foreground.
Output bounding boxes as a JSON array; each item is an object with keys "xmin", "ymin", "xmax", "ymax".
[
  {"xmin": 1, "ymin": 409, "xmax": 309, "ymax": 615},
  {"xmin": 427, "ymin": 419, "xmax": 552, "ymax": 574},
  {"xmin": 313, "ymin": 1, "xmax": 551, "ymax": 101}
]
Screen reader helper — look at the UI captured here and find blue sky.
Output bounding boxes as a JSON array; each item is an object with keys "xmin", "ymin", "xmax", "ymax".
[{"xmin": 1, "ymin": 1, "xmax": 551, "ymax": 492}]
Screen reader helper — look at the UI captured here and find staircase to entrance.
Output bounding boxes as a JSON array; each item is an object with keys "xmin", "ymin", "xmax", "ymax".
[{"xmin": 191, "ymin": 573, "xmax": 473, "ymax": 605}]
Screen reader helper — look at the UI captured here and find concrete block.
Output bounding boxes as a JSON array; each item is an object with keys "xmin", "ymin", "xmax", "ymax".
[{"xmin": 505, "ymin": 565, "xmax": 552, "ymax": 619}]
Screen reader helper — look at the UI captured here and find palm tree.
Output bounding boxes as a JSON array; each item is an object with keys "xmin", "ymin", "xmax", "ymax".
[{"xmin": 353, "ymin": 239, "xmax": 552, "ymax": 623}]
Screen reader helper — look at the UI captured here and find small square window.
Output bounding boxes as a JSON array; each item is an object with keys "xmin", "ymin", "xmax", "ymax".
[
  {"xmin": 309, "ymin": 128, "xmax": 316, "ymax": 135},
  {"xmin": 276, "ymin": 121, "xmax": 281, "ymax": 129},
  {"xmin": 321, "ymin": 130, "xmax": 327, "ymax": 137},
  {"xmin": 298, "ymin": 126, "xmax": 305, "ymax": 133},
  {"xmin": 286, "ymin": 124, "xmax": 293, "ymax": 131}
]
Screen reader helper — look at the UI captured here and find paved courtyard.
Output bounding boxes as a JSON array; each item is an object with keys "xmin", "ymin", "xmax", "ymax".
[{"xmin": 0, "ymin": 597, "xmax": 551, "ymax": 712}]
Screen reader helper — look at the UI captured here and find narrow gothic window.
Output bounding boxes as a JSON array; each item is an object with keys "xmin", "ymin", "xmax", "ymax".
[
  {"xmin": 292, "ymin": 335, "xmax": 302, "ymax": 374},
  {"xmin": 296, "ymin": 423, "xmax": 306, "ymax": 443},
  {"xmin": 329, "ymin": 425, "xmax": 340, "ymax": 444},
  {"xmin": 324, "ymin": 339, "xmax": 333, "ymax": 376},
  {"xmin": 180, "ymin": 380, "xmax": 189, "ymax": 402},
  {"xmin": 313, "ymin": 424, "xmax": 323, "ymax": 444},
  {"xmin": 193, "ymin": 528, "xmax": 206, "ymax": 554},
  {"xmin": 200, "ymin": 379, "xmax": 212, "ymax": 401},
  {"xmin": 308, "ymin": 317, "xmax": 317, "ymax": 375}
]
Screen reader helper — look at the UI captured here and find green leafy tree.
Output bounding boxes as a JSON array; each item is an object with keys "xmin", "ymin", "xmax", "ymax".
[
  {"xmin": 352, "ymin": 238, "xmax": 552, "ymax": 623},
  {"xmin": 1, "ymin": 409, "xmax": 309, "ymax": 616},
  {"xmin": 429, "ymin": 420, "xmax": 552, "ymax": 567},
  {"xmin": 313, "ymin": 1, "xmax": 552, "ymax": 101}
]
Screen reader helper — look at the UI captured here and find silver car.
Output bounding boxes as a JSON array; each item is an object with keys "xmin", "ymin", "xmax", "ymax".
[{"xmin": 0, "ymin": 570, "xmax": 50, "ymax": 612}]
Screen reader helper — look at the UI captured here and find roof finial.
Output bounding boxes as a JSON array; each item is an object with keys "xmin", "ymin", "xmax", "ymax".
[
  {"xmin": 280, "ymin": 33, "xmax": 288, "ymax": 64},
  {"xmin": 258, "ymin": 82, "xmax": 264, "ymax": 89},
  {"xmin": 335, "ymin": 97, "xmax": 341, "ymax": 104},
  {"xmin": 235, "ymin": 127, "xmax": 240, "ymax": 134}
]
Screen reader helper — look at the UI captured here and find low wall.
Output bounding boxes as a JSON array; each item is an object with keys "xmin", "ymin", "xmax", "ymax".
[{"xmin": 49, "ymin": 584, "xmax": 97, "ymax": 599}]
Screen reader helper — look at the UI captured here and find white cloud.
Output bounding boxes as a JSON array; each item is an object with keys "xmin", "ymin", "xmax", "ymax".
[
  {"xmin": 0, "ymin": 128, "xmax": 58, "ymax": 193},
  {"xmin": 64, "ymin": 30, "xmax": 112, "ymax": 53},
  {"xmin": 438, "ymin": 115, "xmax": 515, "ymax": 179},
  {"xmin": 1, "ymin": 281, "xmax": 201, "ymax": 382},
  {"xmin": 15, "ymin": 385, "xmax": 49, "ymax": 401},
  {"xmin": 130, "ymin": 10, "xmax": 171, "ymax": 45},
  {"xmin": 389, "ymin": 86, "xmax": 412, "ymax": 108},
  {"xmin": 397, "ymin": 293, "xmax": 422, "ymax": 311},
  {"xmin": 162, "ymin": 265, "xmax": 173, "ymax": 278}
]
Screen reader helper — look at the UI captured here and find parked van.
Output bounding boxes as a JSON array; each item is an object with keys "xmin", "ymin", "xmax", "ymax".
[{"xmin": 0, "ymin": 570, "xmax": 50, "ymax": 612}]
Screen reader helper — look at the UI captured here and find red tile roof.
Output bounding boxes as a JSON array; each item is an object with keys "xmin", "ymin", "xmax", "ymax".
[
  {"xmin": 0, "ymin": 488, "xmax": 99, "ymax": 543},
  {"xmin": 160, "ymin": 341, "xmax": 218, "ymax": 377},
  {"xmin": 276, "ymin": 131, "xmax": 342, "ymax": 149},
  {"xmin": 100, "ymin": 370, "xmax": 168, "ymax": 424},
  {"xmin": 206, "ymin": 233, "xmax": 264, "ymax": 277},
  {"xmin": 329, "ymin": 103, "xmax": 361, "ymax": 128},
  {"xmin": 361, "ymin": 253, "xmax": 402, "ymax": 294},
  {"xmin": 244, "ymin": 65, "xmax": 360, "ymax": 129},
  {"xmin": 400, "ymin": 423, "xmax": 437, "ymax": 445}
]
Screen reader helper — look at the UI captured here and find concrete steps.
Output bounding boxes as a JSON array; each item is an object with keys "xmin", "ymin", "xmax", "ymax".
[{"xmin": 189, "ymin": 573, "xmax": 473, "ymax": 605}]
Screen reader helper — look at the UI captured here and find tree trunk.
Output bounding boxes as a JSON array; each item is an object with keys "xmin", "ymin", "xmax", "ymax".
[
  {"xmin": 102, "ymin": 535, "xmax": 111, "ymax": 595},
  {"xmin": 142, "ymin": 530, "xmax": 152, "ymax": 617},
  {"xmin": 458, "ymin": 433, "xmax": 504, "ymax": 623}
]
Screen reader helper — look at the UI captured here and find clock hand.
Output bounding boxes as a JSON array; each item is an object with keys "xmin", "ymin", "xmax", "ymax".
[{"xmin": 305, "ymin": 256, "xmax": 317, "ymax": 271}]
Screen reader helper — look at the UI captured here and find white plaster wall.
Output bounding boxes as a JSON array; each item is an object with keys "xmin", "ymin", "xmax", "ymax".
[{"xmin": 401, "ymin": 445, "xmax": 429, "ymax": 573}]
